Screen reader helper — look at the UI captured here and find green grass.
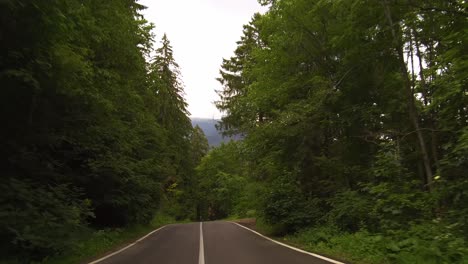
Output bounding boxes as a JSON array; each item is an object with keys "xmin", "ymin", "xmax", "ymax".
[
  {"xmin": 254, "ymin": 217, "xmax": 278, "ymax": 236},
  {"xmin": 42, "ymin": 213, "xmax": 181, "ymax": 264},
  {"xmin": 283, "ymin": 227, "xmax": 388, "ymax": 264},
  {"xmin": 254, "ymin": 221, "xmax": 390, "ymax": 263},
  {"xmin": 264, "ymin": 224, "xmax": 468, "ymax": 264},
  {"xmin": 244, "ymin": 218, "xmax": 468, "ymax": 264},
  {"xmin": 222, "ymin": 215, "xmax": 241, "ymax": 221}
]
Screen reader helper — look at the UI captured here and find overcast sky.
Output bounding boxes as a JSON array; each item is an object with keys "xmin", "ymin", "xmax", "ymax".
[{"xmin": 139, "ymin": 0, "xmax": 267, "ymax": 119}]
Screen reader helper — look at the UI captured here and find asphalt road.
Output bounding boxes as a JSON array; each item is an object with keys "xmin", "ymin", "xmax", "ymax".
[{"xmin": 92, "ymin": 221, "xmax": 343, "ymax": 264}]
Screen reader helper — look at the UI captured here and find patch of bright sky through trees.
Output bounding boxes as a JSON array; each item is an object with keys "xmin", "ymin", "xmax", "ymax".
[{"xmin": 140, "ymin": 0, "xmax": 267, "ymax": 119}]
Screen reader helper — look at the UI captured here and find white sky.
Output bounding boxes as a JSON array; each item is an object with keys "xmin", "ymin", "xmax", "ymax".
[{"xmin": 139, "ymin": 0, "xmax": 267, "ymax": 119}]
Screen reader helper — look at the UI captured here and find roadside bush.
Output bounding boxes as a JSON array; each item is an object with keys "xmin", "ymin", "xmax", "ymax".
[
  {"xmin": 285, "ymin": 222, "xmax": 468, "ymax": 264},
  {"xmin": 327, "ymin": 190, "xmax": 373, "ymax": 232},
  {"xmin": 386, "ymin": 222, "xmax": 468, "ymax": 264},
  {"xmin": 0, "ymin": 178, "xmax": 92, "ymax": 261},
  {"xmin": 286, "ymin": 226, "xmax": 389, "ymax": 264},
  {"xmin": 263, "ymin": 176, "xmax": 321, "ymax": 234},
  {"xmin": 43, "ymin": 212, "xmax": 178, "ymax": 264},
  {"xmin": 363, "ymin": 143, "xmax": 433, "ymax": 231},
  {"xmin": 233, "ymin": 182, "xmax": 267, "ymax": 218}
]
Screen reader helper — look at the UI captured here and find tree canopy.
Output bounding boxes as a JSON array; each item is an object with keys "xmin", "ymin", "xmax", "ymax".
[
  {"xmin": 1, "ymin": 0, "xmax": 466, "ymax": 263},
  {"xmin": 0, "ymin": 0, "xmax": 204, "ymax": 261},
  {"xmin": 210, "ymin": 0, "xmax": 467, "ymax": 262}
]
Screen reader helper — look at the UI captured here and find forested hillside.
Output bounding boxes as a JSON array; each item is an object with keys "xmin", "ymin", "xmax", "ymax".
[
  {"xmin": 198, "ymin": 0, "xmax": 468, "ymax": 263},
  {"xmin": 191, "ymin": 117, "xmax": 242, "ymax": 146},
  {"xmin": 191, "ymin": 118, "xmax": 225, "ymax": 146},
  {"xmin": 0, "ymin": 0, "xmax": 208, "ymax": 262}
]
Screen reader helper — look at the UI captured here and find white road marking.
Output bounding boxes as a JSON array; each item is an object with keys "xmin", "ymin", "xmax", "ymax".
[
  {"xmin": 199, "ymin": 222, "xmax": 205, "ymax": 264},
  {"xmin": 230, "ymin": 222, "xmax": 346, "ymax": 264},
  {"xmin": 88, "ymin": 225, "xmax": 166, "ymax": 264}
]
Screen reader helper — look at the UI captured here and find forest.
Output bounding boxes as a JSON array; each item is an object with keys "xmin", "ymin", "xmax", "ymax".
[
  {"xmin": 1, "ymin": 0, "xmax": 208, "ymax": 262},
  {"xmin": 1, "ymin": 0, "xmax": 467, "ymax": 263},
  {"xmin": 200, "ymin": 0, "xmax": 467, "ymax": 263}
]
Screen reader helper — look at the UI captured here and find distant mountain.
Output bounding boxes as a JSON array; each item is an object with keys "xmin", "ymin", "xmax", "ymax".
[{"xmin": 191, "ymin": 117, "xmax": 238, "ymax": 147}]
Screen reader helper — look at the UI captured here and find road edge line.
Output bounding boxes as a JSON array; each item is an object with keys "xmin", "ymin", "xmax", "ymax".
[
  {"xmin": 198, "ymin": 222, "xmax": 205, "ymax": 264},
  {"xmin": 229, "ymin": 222, "xmax": 346, "ymax": 264},
  {"xmin": 88, "ymin": 225, "xmax": 167, "ymax": 264}
]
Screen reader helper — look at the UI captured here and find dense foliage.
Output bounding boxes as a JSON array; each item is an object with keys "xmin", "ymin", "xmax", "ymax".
[
  {"xmin": 0, "ymin": 0, "xmax": 204, "ymax": 261},
  {"xmin": 208, "ymin": 0, "xmax": 467, "ymax": 262},
  {"xmin": 2, "ymin": 0, "xmax": 466, "ymax": 262}
]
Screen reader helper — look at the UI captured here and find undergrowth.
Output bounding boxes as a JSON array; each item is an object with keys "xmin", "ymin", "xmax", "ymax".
[
  {"xmin": 33, "ymin": 213, "xmax": 178, "ymax": 264},
  {"xmin": 254, "ymin": 218, "xmax": 468, "ymax": 264}
]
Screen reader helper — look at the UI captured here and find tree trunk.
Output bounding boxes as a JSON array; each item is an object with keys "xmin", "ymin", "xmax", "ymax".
[
  {"xmin": 381, "ymin": 0, "xmax": 433, "ymax": 191},
  {"xmin": 413, "ymin": 30, "xmax": 440, "ymax": 171}
]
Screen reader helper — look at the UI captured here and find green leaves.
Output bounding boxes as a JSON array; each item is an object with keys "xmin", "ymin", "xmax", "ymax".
[
  {"xmin": 213, "ymin": 0, "xmax": 468, "ymax": 261},
  {"xmin": 1, "ymin": 0, "xmax": 195, "ymax": 261},
  {"xmin": 0, "ymin": 178, "xmax": 92, "ymax": 259},
  {"xmin": 195, "ymin": 142, "xmax": 248, "ymax": 220}
]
